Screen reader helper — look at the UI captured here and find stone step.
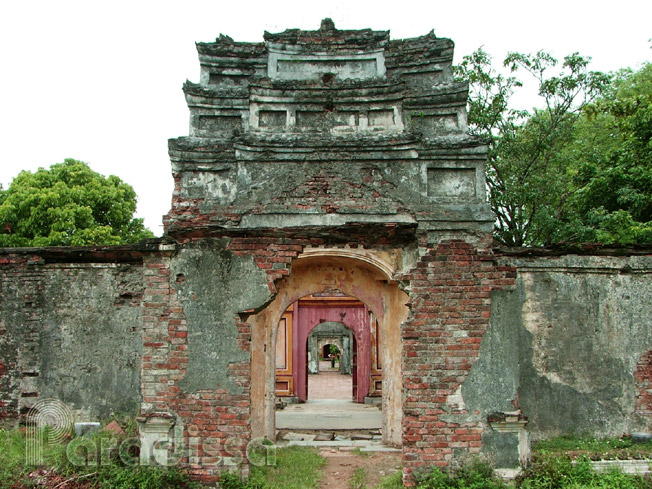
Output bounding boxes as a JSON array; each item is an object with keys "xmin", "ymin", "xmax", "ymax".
[{"xmin": 281, "ymin": 439, "xmax": 399, "ymax": 452}]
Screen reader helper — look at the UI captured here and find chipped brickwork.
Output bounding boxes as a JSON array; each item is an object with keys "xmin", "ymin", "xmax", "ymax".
[
  {"xmin": 400, "ymin": 236, "xmax": 516, "ymax": 481},
  {"xmin": 138, "ymin": 239, "xmax": 304, "ymax": 481},
  {"xmin": 0, "ymin": 254, "xmax": 41, "ymax": 424},
  {"xmin": 159, "ymin": 21, "xmax": 494, "ymax": 479},
  {"xmin": 1, "ymin": 18, "xmax": 651, "ymax": 488},
  {"xmin": 226, "ymin": 238, "xmax": 306, "ymax": 293},
  {"xmin": 634, "ymin": 351, "xmax": 652, "ymax": 427},
  {"xmin": 163, "ymin": 19, "xmax": 493, "ymax": 242}
]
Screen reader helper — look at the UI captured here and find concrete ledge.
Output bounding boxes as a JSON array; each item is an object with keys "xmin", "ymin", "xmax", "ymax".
[
  {"xmin": 364, "ymin": 396, "xmax": 382, "ymax": 406},
  {"xmin": 495, "ymin": 468, "xmax": 521, "ymax": 480},
  {"xmin": 589, "ymin": 460, "xmax": 652, "ymax": 475},
  {"xmin": 285, "ymin": 439, "xmax": 389, "ymax": 448},
  {"xmin": 0, "ymin": 238, "xmax": 168, "ymax": 263}
]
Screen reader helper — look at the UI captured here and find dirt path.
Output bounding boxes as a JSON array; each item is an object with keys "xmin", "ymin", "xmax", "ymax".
[{"xmin": 318, "ymin": 449, "xmax": 402, "ymax": 489}]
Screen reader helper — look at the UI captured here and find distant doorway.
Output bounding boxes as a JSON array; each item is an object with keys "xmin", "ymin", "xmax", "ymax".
[{"xmin": 308, "ymin": 360, "xmax": 352, "ymax": 400}]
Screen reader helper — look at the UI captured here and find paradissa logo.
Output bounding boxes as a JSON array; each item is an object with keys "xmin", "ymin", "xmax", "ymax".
[
  {"xmin": 24, "ymin": 401, "xmax": 277, "ymax": 468},
  {"xmin": 25, "ymin": 399, "xmax": 74, "ymax": 465}
]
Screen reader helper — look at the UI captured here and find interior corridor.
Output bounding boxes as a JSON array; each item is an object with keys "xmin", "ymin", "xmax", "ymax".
[{"xmin": 308, "ymin": 360, "xmax": 352, "ymax": 400}]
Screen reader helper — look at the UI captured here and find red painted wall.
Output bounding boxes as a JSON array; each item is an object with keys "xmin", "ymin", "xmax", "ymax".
[{"xmin": 293, "ymin": 301, "xmax": 370, "ymax": 403}]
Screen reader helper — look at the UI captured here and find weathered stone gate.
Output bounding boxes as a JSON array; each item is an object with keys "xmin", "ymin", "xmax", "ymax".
[
  {"xmin": 2, "ymin": 19, "xmax": 652, "ymax": 488},
  {"xmin": 145, "ymin": 19, "xmax": 513, "ymax": 483}
]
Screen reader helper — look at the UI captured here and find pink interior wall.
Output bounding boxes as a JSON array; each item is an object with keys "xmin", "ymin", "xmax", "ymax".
[{"xmin": 294, "ymin": 302, "xmax": 370, "ymax": 402}]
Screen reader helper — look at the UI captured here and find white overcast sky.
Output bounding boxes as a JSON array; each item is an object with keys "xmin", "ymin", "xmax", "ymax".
[{"xmin": 1, "ymin": 0, "xmax": 650, "ymax": 235}]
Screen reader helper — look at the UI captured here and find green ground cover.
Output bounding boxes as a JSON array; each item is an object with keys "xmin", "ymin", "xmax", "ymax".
[{"xmin": 3, "ymin": 427, "xmax": 652, "ymax": 488}]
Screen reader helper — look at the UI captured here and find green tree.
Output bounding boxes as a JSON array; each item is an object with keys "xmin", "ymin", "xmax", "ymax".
[
  {"xmin": 456, "ymin": 49, "xmax": 611, "ymax": 246},
  {"xmin": 570, "ymin": 63, "xmax": 652, "ymax": 244},
  {"xmin": 0, "ymin": 159, "xmax": 154, "ymax": 247}
]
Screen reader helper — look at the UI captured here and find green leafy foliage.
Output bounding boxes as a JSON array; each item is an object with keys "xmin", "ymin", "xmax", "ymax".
[
  {"xmin": 350, "ymin": 467, "xmax": 367, "ymax": 488},
  {"xmin": 0, "ymin": 426, "xmax": 200, "ymax": 489},
  {"xmin": 569, "ymin": 63, "xmax": 652, "ymax": 244},
  {"xmin": 375, "ymin": 471, "xmax": 404, "ymax": 488},
  {"xmin": 6, "ymin": 427, "xmax": 652, "ymax": 489},
  {"xmin": 534, "ymin": 434, "xmax": 634, "ymax": 453},
  {"xmin": 518, "ymin": 455, "xmax": 652, "ymax": 489},
  {"xmin": 0, "ymin": 429, "xmax": 34, "ymax": 485},
  {"xmin": 456, "ymin": 49, "xmax": 612, "ymax": 246},
  {"xmin": 411, "ymin": 453, "xmax": 652, "ymax": 488},
  {"xmin": 457, "ymin": 47, "xmax": 652, "ymax": 247},
  {"xmin": 414, "ymin": 459, "xmax": 508, "ymax": 488},
  {"xmin": 0, "ymin": 158, "xmax": 154, "ymax": 247},
  {"xmin": 533, "ymin": 434, "xmax": 652, "ymax": 461}
]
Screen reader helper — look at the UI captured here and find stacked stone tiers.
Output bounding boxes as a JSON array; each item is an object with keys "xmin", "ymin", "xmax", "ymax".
[{"xmin": 165, "ymin": 21, "xmax": 492, "ymax": 239}]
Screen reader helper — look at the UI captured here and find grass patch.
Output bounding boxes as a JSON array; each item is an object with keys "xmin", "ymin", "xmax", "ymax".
[
  {"xmin": 414, "ymin": 458, "xmax": 509, "ymax": 488},
  {"xmin": 350, "ymin": 467, "xmax": 367, "ymax": 488},
  {"xmin": 1, "ymin": 426, "xmax": 323, "ymax": 489},
  {"xmin": 352, "ymin": 447, "xmax": 372, "ymax": 457},
  {"xmin": 252, "ymin": 445, "xmax": 325, "ymax": 489},
  {"xmin": 412, "ymin": 456, "xmax": 652, "ymax": 488},
  {"xmin": 7, "ymin": 425, "xmax": 652, "ymax": 489},
  {"xmin": 0, "ymin": 428, "xmax": 32, "ymax": 485},
  {"xmin": 375, "ymin": 471, "xmax": 403, "ymax": 488},
  {"xmin": 221, "ymin": 445, "xmax": 325, "ymax": 489},
  {"xmin": 534, "ymin": 434, "xmax": 652, "ymax": 460},
  {"xmin": 0, "ymin": 427, "xmax": 74, "ymax": 488},
  {"xmin": 519, "ymin": 454, "xmax": 652, "ymax": 488}
]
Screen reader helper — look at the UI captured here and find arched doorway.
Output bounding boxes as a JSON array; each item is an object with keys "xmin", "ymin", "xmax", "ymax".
[
  {"xmin": 274, "ymin": 295, "xmax": 374, "ymax": 403},
  {"xmin": 308, "ymin": 326, "xmax": 352, "ymax": 401},
  {"xmin": 248, "ymin": 251, "xmax": 408, "ymax": 446},
  {"xmin": 312, "ymin": 326, "xmax": 352, "ymax": 375}
]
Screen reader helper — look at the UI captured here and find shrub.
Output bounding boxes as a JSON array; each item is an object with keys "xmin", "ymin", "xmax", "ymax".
[
  {"xmin": 415, "ymin": 459, "xmax": 508, "ymax": 488},
  {"xmin": 518, "ymin": 454, "xmax": 652, "ymax": 489}
]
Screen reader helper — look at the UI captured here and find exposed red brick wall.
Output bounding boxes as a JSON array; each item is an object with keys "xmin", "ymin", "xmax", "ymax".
[
  {"xmin": 634, "ymin": 350, "xmax": 652, "ymax": 423},
  {"xmin": 140, "ymin": 253, "xmax": 230, "ymax": 483},
  {"xmin": 400, "ymin": 237, "xmax": 515, "ymax": 484},
  {"xmin": 140, "ymin": 236, "xmax": 519, "ymax": 484},
  {"xmin": 140, "ymin": 239, "xmax": 309, "ymax": 483},
  {"xmin": 0, "ymin": 254, "xmax": 44, "ymax": 424},
  {"xmin": 162, "ymin": 173, "xmax": 225, "ymax": 234},
  {"xmin": 227, "ymin": 238, "xmax": 306, "ymax": 293}
]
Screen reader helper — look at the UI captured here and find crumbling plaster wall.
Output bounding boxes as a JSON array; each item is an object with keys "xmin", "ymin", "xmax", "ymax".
[
  {"xmin": 464, "ymin": 252, "xmax": 652, "ymax": 443},
  {"xmin": 2, "ymin": 243, "xmax": 652, "ymax": 482},
  {"xmin": 170, "ymin": 239, "xmax": 271, "ymax": 395},
  {"xmin": 139, "ymin": 237, "xmax": 303, "ymax": 483},
  {"xmin": 0, "ymin": 252, "xmax": 144, "ymax": 424}
]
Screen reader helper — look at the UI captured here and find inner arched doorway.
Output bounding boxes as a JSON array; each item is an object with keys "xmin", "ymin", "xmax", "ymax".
[
  {"xmin": 249, "ymin": 251, "xmax": 408, "ymax": 446},
  {"xmin": 312, "ymin": 328, "xmax": 350, "ymax": 376},
  {"xmin": 275, "ymin": 295, "xmax": 375, "ymax": 403},
  {"xmin": 308, "ymin": 322, "xmax": 352, "ymax": 400},
  {"xmin": 275, "ymin": 299, "xmax": 376, "ymax": 432}
]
